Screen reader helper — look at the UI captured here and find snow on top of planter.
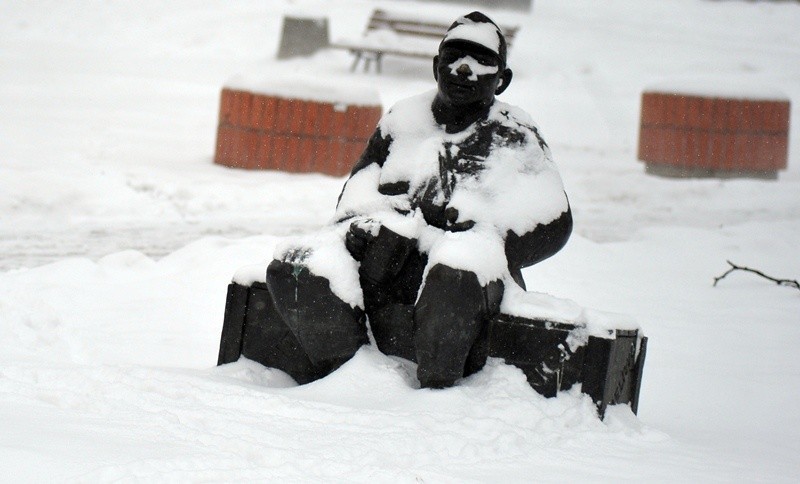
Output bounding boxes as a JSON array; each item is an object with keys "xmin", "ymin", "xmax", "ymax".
[
  {"xmin": 501, "ymin": 284, "xmax": 640, "ymax": 338},
  {"xmin": 645, "ymin": 77, "xmax": 789, "ymax": 101},
  {"xmin": 225, "ymin": 71, "xmax": 381, "ymax": 107}
]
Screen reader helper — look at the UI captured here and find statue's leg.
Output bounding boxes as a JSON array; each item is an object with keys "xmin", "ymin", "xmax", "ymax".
[
  {"xmin": 361, "ymin": 250, "xmax": 427, "ymax": 362},
  {"xmin": 463, "ymin": 277, "xmax": 503, "ymax": 377},
  {"xmin": 239, "ymin": 282, "xmax": 318, "ymax": 385},
  {"xmin": 266, "ymin": 259, "xmax": 368, "ymax": 380},
  {"xmin": 413, "ymin": 264, "xmax": 504, "ymax": 388},
  {"xmin": 359, "ymin": 227, "xmax": 425, "ymax": 362}
]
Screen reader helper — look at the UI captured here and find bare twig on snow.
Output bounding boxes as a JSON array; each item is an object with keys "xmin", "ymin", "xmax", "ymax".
[{"xmin": 713, "ymin": 260, "xmax": 800, "ymax": 291}]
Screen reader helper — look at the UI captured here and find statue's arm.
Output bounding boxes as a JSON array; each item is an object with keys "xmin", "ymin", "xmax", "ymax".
[
  {"xmin": 334, "ymin": 127, "xmax": 394, "ymax": 223},
  {"xmin": 334, "ymin": 127, "xmax": 406, "ymax": 262},
  {"xmin": 505, "ymin": 202, "xmax": 572, "ymax": 268},
  {"xmin": 504, "ymin": 200, "xmax": 572, "ymax": 288},
  {"xmin": 348, "ymin": 128, "xmax": 393, "ymax": 178}
]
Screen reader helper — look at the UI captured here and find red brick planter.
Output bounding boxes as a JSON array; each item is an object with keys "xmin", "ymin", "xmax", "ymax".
[
  {"xmin": 214, "ymin": 87, "xmax": 382, "ymax": 177},
  {"xmin": 638, "ymin": 90, "xmax": 790, "ymax": 179}
]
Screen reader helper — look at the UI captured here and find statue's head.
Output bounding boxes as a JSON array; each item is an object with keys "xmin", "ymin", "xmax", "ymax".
[{"xmin": 433, "ymin": 12, "xmax": 513, "ymax": 110}]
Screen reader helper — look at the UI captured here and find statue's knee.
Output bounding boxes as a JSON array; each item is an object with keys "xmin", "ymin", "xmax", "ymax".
[
  {"xmin": 420, "ymin": 264, "xmax": 481, "ymax": 302},
  {"xmin": 266, "ymin": 257, "xmax": 367, "ymax": 375},
  {"xmin": 266, "ymin": 258, "xmax": 303, "ymax": 287},
  {"xmin": 413, "ymin": 264, "xmax": 505, "ymax": 387},
  {"xmin": 425, "ymin": 263, "xmax": 479, "ymax": 286},
  {"xmin": 418, "ymin": 264, "xmax": 501, "ymax": 317}
]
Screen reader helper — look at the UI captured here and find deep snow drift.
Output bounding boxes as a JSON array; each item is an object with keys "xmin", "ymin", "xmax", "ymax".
[{"xmin": 1, "ymin": 0, "xmax": 799, "ymax": 481}]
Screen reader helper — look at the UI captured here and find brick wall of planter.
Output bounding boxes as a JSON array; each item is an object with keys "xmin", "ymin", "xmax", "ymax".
[
  {"xmin": 214, "ymin": 88, "xmax": 383, "ymax": 177},
  {"xmin": 638, "ymin": 91, "xmax": 790, "ymax": 178}
]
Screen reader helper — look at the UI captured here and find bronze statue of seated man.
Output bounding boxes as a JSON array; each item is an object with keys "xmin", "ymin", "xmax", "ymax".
[{"xmin": 241, "ymin": 12, "xmax": 571, "ymax": 388}]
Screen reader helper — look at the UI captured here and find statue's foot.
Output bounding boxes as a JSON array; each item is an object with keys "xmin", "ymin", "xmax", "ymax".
[{"xmin": 418, "ymin": 372, "xmax": 458, "ymax": 389}]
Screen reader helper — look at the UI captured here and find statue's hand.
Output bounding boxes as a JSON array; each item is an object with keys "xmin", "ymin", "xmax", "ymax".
[
  {"xmin": 444, "ymin": 206, "xmax": 475, "ymax": 232},
  {"xmin": 345, "ymin": 219, "xmax": 379, "ymax": 261}
]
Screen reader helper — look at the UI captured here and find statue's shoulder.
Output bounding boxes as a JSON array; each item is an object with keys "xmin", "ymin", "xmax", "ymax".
[
  {"xmin": 488, "ymin": 100, "xmax": 549, "ymax": 152},
  {"xmin": 379, "ymin": 90, "xmax": 438, "ymax": 136}
]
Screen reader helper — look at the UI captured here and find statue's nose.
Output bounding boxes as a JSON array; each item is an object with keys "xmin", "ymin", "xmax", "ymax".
[{"xmin": 456, "ymin": 63, "xmax": 472, "ymax": 77}]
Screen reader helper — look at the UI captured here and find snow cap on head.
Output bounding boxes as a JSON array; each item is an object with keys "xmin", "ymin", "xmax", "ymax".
[{"xmin": 440, "ymin": 12, "xmax": 507, "ymax": 67}]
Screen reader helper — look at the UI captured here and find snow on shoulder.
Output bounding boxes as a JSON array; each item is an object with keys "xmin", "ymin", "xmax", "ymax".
[{"xmin": 225, "ymin": 70, "xmax": 381, "ymax": 107}]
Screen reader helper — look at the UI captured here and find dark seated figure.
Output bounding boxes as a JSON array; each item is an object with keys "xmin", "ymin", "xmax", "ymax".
[{"xmin": 233, "ymin": 12, "xmax": 571, "ymax": 388}]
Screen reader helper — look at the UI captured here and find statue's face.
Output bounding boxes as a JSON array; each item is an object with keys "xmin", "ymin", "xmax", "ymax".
[{"xmin": 434, "ymin": 41, "xmax": 504, "ymax": 108}]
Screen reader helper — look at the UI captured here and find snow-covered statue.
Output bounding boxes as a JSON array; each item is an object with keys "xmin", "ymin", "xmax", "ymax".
[{"xmin": 262, "ymin": 12, "xmax": 572, "ymax": 388}]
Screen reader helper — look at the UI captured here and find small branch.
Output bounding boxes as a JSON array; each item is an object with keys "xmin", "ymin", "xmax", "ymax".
[{"xmin": 713, "ymin": 260, "xmax": 800, "ymax": 291}]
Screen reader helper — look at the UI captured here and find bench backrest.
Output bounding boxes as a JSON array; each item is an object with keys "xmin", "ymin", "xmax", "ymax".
[{"xmin": 366, "ymin": 9, "xmax": 519, "ymax": 50}]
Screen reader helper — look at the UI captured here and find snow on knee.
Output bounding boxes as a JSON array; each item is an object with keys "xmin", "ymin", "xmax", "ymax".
[
  {"xmin": 422, "ymin": 226, "xmax": 508, "ymax": 285},
  {"xmin": 274, "ymin": 225, "xmax": 363, "ymax": 308}
]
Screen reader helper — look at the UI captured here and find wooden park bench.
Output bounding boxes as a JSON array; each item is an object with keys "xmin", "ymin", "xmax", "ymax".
[{"xmin": 330, "ymin": 9, "xmax": 520, "ymax": 73}]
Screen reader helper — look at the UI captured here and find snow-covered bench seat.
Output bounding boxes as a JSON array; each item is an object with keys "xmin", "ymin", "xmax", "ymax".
[
  {"xmin": 330, "ymin": 9, "xmax": 519, "ymax": 73},
  {"xmin": 217, "ymin": 264, "xmax": 647, "ymax": 419}
]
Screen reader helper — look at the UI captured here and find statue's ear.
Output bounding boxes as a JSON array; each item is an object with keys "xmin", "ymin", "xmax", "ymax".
[
  {"xmin": 433, "ymin": 55, "xmax": 440, "ymax": 82},
  {"xmin": 495, "ymin": 68, "xmax": 513, "ymax": 95}
]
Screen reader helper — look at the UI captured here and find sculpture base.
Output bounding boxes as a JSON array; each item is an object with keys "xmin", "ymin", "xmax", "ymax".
[
  {"xmin": 488, "ymin": 314, "xmax": 646, "ymax": 419},
  {"xmin": 218, "ymin": 282, "xmax": 647, "ymax": 419}
]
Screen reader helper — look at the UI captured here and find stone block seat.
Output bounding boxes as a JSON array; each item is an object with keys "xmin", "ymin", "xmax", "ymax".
[{"xmin": 218, "ymin": 262, "xmax": 648, "ymax": 420}]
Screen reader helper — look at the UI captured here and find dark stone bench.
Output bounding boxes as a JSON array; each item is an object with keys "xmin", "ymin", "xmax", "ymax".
[
  {"xmin": 218, "ymin": 279, "xmax": 647, "ymax": 419},
  {"xmin": 490, "ymin": 313, "xmax": 647, "ymax": 418}
]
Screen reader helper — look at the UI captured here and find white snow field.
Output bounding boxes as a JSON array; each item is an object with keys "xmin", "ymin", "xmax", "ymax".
[{"xmin": 1, "ymin": 0, "xmax": 799, "ymax": 481}]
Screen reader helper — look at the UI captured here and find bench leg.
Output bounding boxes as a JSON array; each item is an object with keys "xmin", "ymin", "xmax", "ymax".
[
  {"xmin": 217, "ymin": 283, "xmax": 250, "ymax": 365},
  {"xmin": 349, "ymin": 51, "xmax": 362, "ymax": 72},
  {"xmin": 630, "ymin": 336, "xmax": 648, "ymax": 415}
]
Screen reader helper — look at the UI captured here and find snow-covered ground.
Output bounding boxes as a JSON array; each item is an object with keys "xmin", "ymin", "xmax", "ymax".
[{"xmin": 1, "ymin": 0, "xmax": 799, "ymax": 481}]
